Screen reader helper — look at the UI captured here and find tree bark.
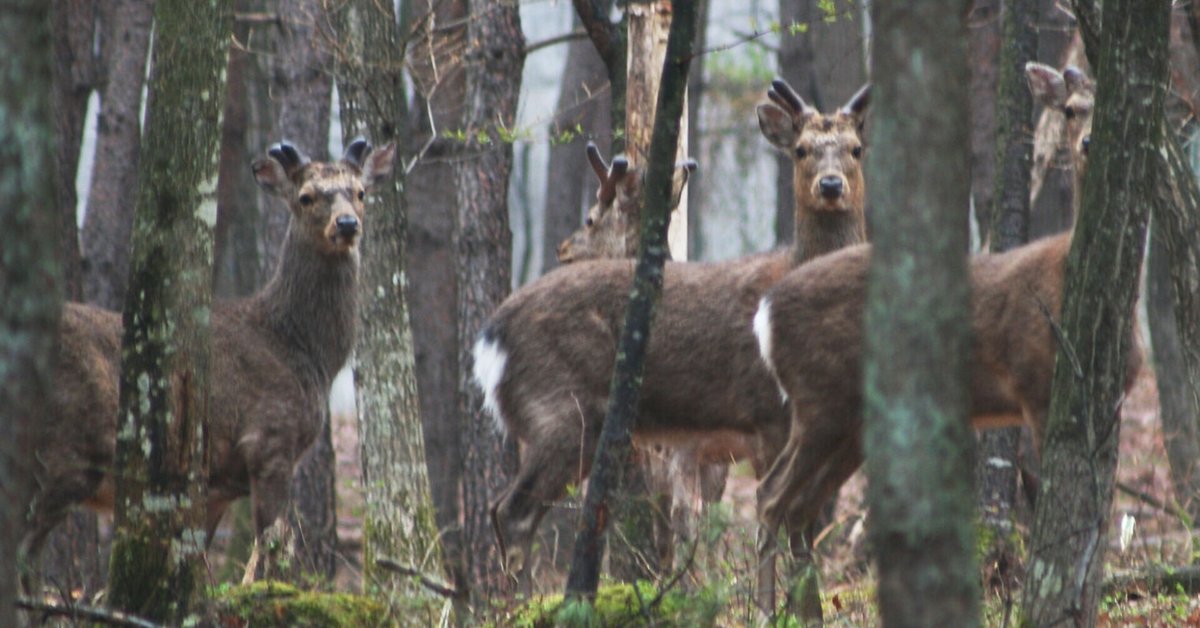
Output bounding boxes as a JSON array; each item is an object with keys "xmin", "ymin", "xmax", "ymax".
[
  {"xmin": 685, "ymin": 0, "xmax": 709, "ymax": 259},
  {"xmin": 0, "ymin": 4, "xmax": 60, "ymax": 624},
  {"xmin": 564, "ymin": 0, "xmax": 698, "ymax": 599},
  {"xmin": 862, "ymin": 0, "xmax": 979, "ymax": 626},
  {"xmin": 454, "ymin": 0, "xmax": 524, "ymax": 602},
  {"xmin": 81, "ymin": 0, "xmax": 154, "ymax": 311},
  {"xmin": 106, "ymin": 0, "xmax": 231, "ymax": 621},
  {"xmin": 404, "ymin": 0, "xmax": 469, "ymax": 600},
  {"xmin": 331, "ymin": 0, "xmax": 443, "ymax": 615},
  {"xmin": 975, "ymin": 0, "xmax": 1036, "ymax": 557},
  {"xmin": 1147, "ymin": 127, "xmax": 1200, "ymax": 527},
  {"xmin": 1021, "ymin": 0, "xmax": 1168, "ymax": 623}
]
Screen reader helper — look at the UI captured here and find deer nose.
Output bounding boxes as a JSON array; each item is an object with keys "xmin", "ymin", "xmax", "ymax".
[
  {"xmin": 1081, "ymin": 135, "xmax": 1090, "ymax": 155},
  {"xmin": 819, "ymin": 176, "xmax": 844, "ymax": 199},
  {"xmin": 335, "ymin": 214, "xmax": 359, "ymax": 237}
]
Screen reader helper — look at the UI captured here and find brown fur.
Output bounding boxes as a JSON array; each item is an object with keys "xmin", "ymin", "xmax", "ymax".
[
  {"xmin": 21, "ymin": 140, "xmax": 395, "ymax": 572},
  {"xmin": 475, "ymin": 81, "xmax": 871, "ymax": 575},
  {"xmin": 753, "ymin": 64, "xmax": 1138, "ymax": 591}
]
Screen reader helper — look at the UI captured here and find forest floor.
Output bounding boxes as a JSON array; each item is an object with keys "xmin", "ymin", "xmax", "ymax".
[{"xmin": 323, "ymin": 360, "xmax": 1200, "ymax": 625}]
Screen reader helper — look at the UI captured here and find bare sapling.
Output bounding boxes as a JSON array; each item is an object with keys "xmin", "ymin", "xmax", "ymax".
[
  {"xmin": 19, "ymin": 139, "xmax": 395, "ymax": 586},
  {"xmin": 751, "ymin": 63, "xmax": 1140, "ymax": 608},
  {"xmin": 472, "ymin": 79, "xmax": 870, "ymax": 584}
]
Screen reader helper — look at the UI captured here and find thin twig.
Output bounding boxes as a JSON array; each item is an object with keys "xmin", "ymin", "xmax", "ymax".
[
  {"xmin": 1116, "ymin": 479, "xmax": 1191, "ymax": 521},
  {"xmin": 525, "ymin": 29, "xmax": 589, "ymax": 56},
  {"xmin": 375, "ymin": 557, "xmax": 465, "ymax": 599},
  {"xmin": 16, "ymin": 598, "xmax": 163, "ymax": 628}
]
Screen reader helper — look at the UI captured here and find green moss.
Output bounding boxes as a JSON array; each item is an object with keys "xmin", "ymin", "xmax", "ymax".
[
  {"xmin": 507, "ymin": 581, "xmax": 719, "ymax": 627},
  {"xmin": 210, "ymin": 581, "xmax": 387, "ymax": 627}
]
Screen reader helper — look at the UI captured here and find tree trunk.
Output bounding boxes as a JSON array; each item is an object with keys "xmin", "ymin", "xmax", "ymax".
[
  {"xmin": 106, "ymin": 0, "xmax": 231, "ymax": 622},
  {"xmin": 1021, "ymin": 0, "xmax": 1167, "ymax": 622},
  {"xmin": 541, "ymin": 19, "xmax": 610, "ymax": 273},
  {"xmin": 685, "ymin": 0, "xmax": 708, "ymax": 259},
  {"xmin": 862, "ymin": 1, "xmax": 979, "ymax": 626},
  {"xmin": 564, "ymin": 0, "xmax": 698, "ymax": 599},
  {"xmin": 0, "ymin": 4, "xmax": 60, "ymax": 624},
  {"xmin": 774, "ymin": 0, "xmax": 866, "ymax": 247},
  {"xmin": 1147, "ymin": 127, "xmax": 1200, "ymax": 528},
  {"xmin": 975, "ymin": 0, "xmax": 1036, "ymax": 567},
  {"xmin": 404, "ymin": 0, "xmax": 469, "ymax": 599},
  {"xmin": 454, "ymin": 0, "xmax": 524, "ymax": 602},
  {"xmin": 81, "ymin": 0, "xmax": 154, "ymax": 311},
  {"xmin": 50, "ymin": 0, "xmax": 94, "ymax": 301},
  {"xmin": 44, "ymin": 0, "xmax": 107, "ymax": 598},
  {"xmin": 331, "ymin": 0, "xmax": 443, "ymax": 615}
]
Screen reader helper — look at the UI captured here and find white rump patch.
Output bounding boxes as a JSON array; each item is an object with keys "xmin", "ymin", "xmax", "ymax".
[
  {"xmin": 753, "ymin": 297, "xmax": 788, "ymax": 403},
  {"xmin": 472, "ymin": 334, "xmax": 509, "ymax": 435}
]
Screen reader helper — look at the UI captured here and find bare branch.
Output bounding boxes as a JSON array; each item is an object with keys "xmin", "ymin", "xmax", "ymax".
[{"xmin": 16, "ymin": 599, "xmax": 162, "ymax": 628}]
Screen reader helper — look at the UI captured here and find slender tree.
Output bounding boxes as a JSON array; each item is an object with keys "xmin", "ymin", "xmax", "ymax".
[
  {"xmin": 106, "ymin": 0, "xmax": 232, "ymax": 622},
  {"xmin": 82, "ymin": 0, "xmax": 154, "ymax": 310},
  {"xmin": 975, "ymin": 0, "xmax": 1037, "ymax": 564},
  {"xmin": 404, "ymin": 0, "xmax": 470, "ymax": 597},
  {"xmin": 0, "ymin": 3, "xmax": 59, "ymax": 624},
  {"xmin": 862, "ymin": 0, "xmax": 979, "ymax": 625},
  {"xmin": 454, "ymin": 0, "xmax": 525, "ymax": 601},
  {"xmin": 331, "ymin": 0, "xmax": 442, "ymax": 615},
  {"xmin": 564, "ymin": 0, "xmax": 699, "ymax": 599},
  {"xmin": 1022, "ymin": 0, "xmax": 1168, "ymax": 622}
]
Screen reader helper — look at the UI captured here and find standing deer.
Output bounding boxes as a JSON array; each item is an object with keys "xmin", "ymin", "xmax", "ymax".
[
  {"xmin": 19, "ymin": 139, "xmax": 395, "ymax": 585},
  {"xmin": 473, "ymin": 80, "xmax": 870, "ymax": 582},
  {"xmin": 751, "ymin": 63, "xmax": 1140, "ymax": 609}
]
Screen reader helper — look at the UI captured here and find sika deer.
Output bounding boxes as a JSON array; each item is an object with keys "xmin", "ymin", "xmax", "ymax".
[
  {"xmin": 473, "ymin": 80, "xmax": 870, "ymax": 580},
  {"xmin": 751, "ymin": 63, "xmax": 1139, "ymax": 608},
  {"xmin": 20, "ymin": 139, "xmax": 395, "ymax": 583},
  {"xmin": 556, "ymin": 142, "xmax": 695, "ymax": 264}
]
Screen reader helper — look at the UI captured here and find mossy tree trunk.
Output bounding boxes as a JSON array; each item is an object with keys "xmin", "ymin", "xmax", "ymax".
[
  {"xmin": 564, "ymin": 0, "xmax": 699, "ymax": 599},
  {"xmin": 0, "ymin": 4, "xmax": 60, "ymax": 624},
  {"xmin": 107, "ymin": 0, "xmax": 232, "ymax": 622},
  {"xmin": 976, "ymin": 0, "xmax": 1037, "ymax": 559},
  {"xmin": 453, "ymin": 0, "xmax": 525, "ymax": 603},
  {"xmin": 331, "ymin": 0, "xmax": 443, "ymax": 615},
  {"xmin": 862, "ymin": 0, "xmax": 979, "ymax": 625},
  {"xmin": 1021, "ymin": 0, "xmax": 1168, "ymax": 623}
]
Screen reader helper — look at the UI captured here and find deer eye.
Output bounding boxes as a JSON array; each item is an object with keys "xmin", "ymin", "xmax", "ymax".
[
  {"xmin": 851, "ymin": 146, "xmax": 863, "ymax": 159},
  {"xmin": 585, "ymin": 217, "xmax": 594, "ymax": 227},
  {"xmin": 795, "ymin": 146, "xmax": 808, "ymax": 159},
  {"xmin": 357, "ymin": 190, "xmax": 365, "ymax": 201},
  {"xmin": 1063, "ymin": 106, "xmax": 1076, "ymax": 119},
  {"xmin": 299, "ymin": 193, "xmax": 315, "ymax": 206}
]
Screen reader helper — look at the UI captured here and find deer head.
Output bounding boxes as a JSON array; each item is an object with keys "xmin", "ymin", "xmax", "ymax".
[
  {"xmin": 556, "ymin": 142, "xmax": 697, "ymax": 264},
  {"xmin": 757, "ymin": 79, "xmax": 870, "ymax": 215},
  {"xmin": 1026, "ymin": 62, "xmax": 1094, "ymax": 184},
  {"xmin": 252, "ymin": 137, "xmax": 397, "ymax": 257}
]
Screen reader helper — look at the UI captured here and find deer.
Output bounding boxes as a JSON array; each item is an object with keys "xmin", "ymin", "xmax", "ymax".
[
  {"xmin": 472, "ymin": 79, "xmax": 870, "ymax": 585},
  {"xmin": 19, "ymin": 138, "xmax": 395, "ymax": 587},
  {"xmin": 750, "ymin": 62, "xmax": 1140, "ymax": 610}
]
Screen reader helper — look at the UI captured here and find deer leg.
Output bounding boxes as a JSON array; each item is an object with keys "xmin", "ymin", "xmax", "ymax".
[
  {"xmin": 242, "ymin": 467, "xmax": 293, "ymax": 584},
  {"xmin": 491, "ymin": 410, "xmax": 600, "ymax": 581}
]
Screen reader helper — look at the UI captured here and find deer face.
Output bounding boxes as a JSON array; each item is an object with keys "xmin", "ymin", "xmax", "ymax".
[
  {"xmin": 556, "ymin": 142, "xmax": 695, "ymax": 264},
  {"xmin": 253, "ymin": 138, "xmax": 396, "ymax": 256},
  {"xmin": 758, "ymin": 81, "xmax": 870, "ymax": 214},
  {"xmin": 1026, "ymin": 63, "xmax": 1094, "ymax": 176}
]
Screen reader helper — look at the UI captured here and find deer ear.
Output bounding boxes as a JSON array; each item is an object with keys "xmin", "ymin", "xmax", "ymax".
[
  {"xmin": 840, "ymin": 83, "xmax": 871, "ymax": 131},
  {"xmin": 360, "ymin": 142, "xmax": 397, "ymax": 190},
  {"xmin": 252, "ymin": 156, "xmax": 292, "ymax": 197},
  {"xmin": 586, "ymin": 142, "xmax": 609, "ymax": 185},
  {"xmin": 342, "ymin": 137, "xmax": 372, "ymax": 170},
  {"xmin": 757, "ymin": 102, "xmax": 799, "ymax": 149},
  {"xmin": 1025, "ymin": 62, "xmax": 1067, "ymax": 109}
]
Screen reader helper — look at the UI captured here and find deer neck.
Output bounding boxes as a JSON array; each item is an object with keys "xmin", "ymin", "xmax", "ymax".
[
  {"xmin": 791, "ymin": 208, "xmax": 867, "ymax": 265},
  {"xmin": 257, "ymin": 224, "xmax": 360, "ymax": 386}
]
